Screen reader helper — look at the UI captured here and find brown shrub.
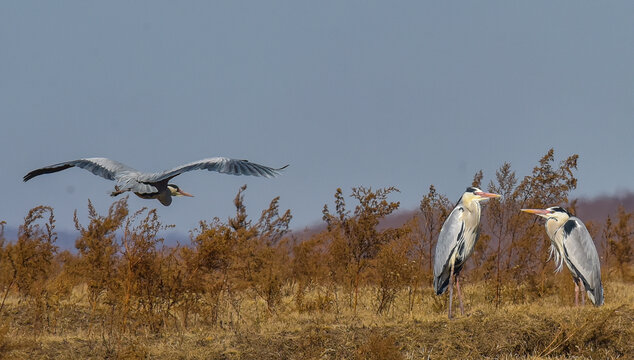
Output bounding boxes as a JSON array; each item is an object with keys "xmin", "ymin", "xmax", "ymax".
[
  {"xmin": 5, "ymin": 206, "xmax": 58, "ymax": 333},
  {"xmin": 119, "ymin": 207, "xmax": 175, "ymax": 332},
  {"xmin": 603, "ymin": 206, "xmax": 634, "ymax": 281},
  {"xmin": 371, "ymin": 231, "xmax": 416, "ymax": 314},
  {"xmin": 322, "ymin": 186, "xmax": 401, "ymax": 312},
  {"xmin": 73, "ymin": 198, "xmax": 128, "ymax": 311},
  {"xmin": 189, "ymin": 185, "xmax": 292, "ymax": 326}
]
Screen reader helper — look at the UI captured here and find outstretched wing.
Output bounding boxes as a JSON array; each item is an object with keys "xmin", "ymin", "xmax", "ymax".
[
  {"xmin": 137, "ymin": 157, "xmax": 288, "ymax": 183},
  {"xmin": 562, "ymin": 217, "xmax": 604, "ymax": 305},
  {"xmin": 433, "ymin": 205, "xmax": 464, "ymax": 295},
  {"xmin": 24, "ymin": 158, "xmax": 138, "ymax": 182}
]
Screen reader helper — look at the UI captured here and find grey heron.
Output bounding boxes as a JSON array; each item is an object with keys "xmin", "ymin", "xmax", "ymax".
[
  {"xmin": 521, "ymin": 207, "xmax": 603, "ymax": 306},
  {"xmin": 24, "ymin": 157, "xmax": 287, "ymax": 206},
  {"xmin": 433, "ymin": 186, "xmax": 501, "ymax": 319}
]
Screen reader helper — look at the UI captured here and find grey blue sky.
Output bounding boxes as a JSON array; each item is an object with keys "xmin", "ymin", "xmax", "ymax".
[{"xmin": 1, "ymin": 1, "xmax": 633, "ymax": 236}]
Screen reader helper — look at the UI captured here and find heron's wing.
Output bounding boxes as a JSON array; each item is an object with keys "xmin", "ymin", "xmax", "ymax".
[
  {"xmin": 137, "ymin": 157, "xmax": 288, "ymax": 183},
  {"xmin": 433, "ymin": 205, "xmax": 464, "ymax": 294},
  {"xmin": 24, "ymin": 158, "xmax": 138, "ymax": 182},
  {"xmin": 562, "ymin": 217, "xmax": 604, "ymax": 305}
]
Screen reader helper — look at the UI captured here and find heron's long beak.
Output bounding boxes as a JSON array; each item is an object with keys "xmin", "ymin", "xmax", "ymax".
[
  {"xmin": 475, "ymin": 191, "xmax": 501, "ymax": 199},
  {"xmin": 178, "ymin": 189, "xmax": 194, "ymax": 197},
  {"xmin": 521, "ymin": 208, "xmax": 549, "ymax": 215}
]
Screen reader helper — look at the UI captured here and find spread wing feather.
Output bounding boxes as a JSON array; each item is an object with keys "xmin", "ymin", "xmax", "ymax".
[
  {"xmin": 137, "ymin": 157, "xmax": 288, "ymax": 183},
  {"xmin": 24, "ymin": 158, "xmax": 138, "ymax": 182}
]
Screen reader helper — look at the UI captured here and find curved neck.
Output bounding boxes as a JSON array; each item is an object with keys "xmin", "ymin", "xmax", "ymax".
[
  {"xmin": 545, "ymin": 214, "xmax": 569, "ymax": 241},
  {"xmin": 461, "ymin": 197, "xmax": 482, "ymax": 228}
]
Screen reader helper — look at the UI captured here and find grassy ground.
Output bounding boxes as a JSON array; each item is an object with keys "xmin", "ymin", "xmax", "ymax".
[{"xmin": 0, "ymin": 281, "xmax": 632, "ymax": 359}]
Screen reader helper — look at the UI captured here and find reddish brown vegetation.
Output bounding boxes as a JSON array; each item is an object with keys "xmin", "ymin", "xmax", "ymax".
[{"xmin": 0, "ymin": 149, "xmax": 632, "ymax": 359}]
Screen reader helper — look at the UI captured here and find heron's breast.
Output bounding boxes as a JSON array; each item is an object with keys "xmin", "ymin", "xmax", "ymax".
[{"xmin": 134, "ymin": 192, "xmax": 159, "ymax": 200}]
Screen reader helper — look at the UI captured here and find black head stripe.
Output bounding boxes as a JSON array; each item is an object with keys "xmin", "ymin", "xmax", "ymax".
[
  {"xmin": 466, "ymin": 187, "xmax": 479, "ymax": 193},
  {"xmin": 551, "ymin": 206, "xmax": 571, "ymax": 215},
  {"xmin": 168, "ymin": 184, "xmax": 179, "ymax": 190}
]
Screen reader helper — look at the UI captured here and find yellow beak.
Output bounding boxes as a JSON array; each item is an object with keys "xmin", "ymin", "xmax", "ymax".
[
  {"xmin": 177, "ymin": 189, "xmax": 194, "ymax": 197},
  {"xmin": 521, "ymin": 209, "xmax": 549, "ymax": 215},
  {"xmin": 475, "ymin": 191, "xmax": 502, "ymax": 199}
]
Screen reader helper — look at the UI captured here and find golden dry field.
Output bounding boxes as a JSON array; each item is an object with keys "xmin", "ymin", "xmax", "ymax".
[
  {"xmin": 1, "ymin": 151, "xmax": 632, "ymax": 359},
  {"xmin": 0, "ymin": 280, "xmax": 632, "ymax": 359}
]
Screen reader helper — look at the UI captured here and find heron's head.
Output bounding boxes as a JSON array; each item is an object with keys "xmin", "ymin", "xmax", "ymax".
[
  {"xmin": 461, "ymin": 187, "xmax": 501, "ymax": 204},
  {"xmin": 521, "ymin": 206, "xmax": 570, "ymax": 223},
  {"xmin": 168, "ymin": 184, "xmax": 194, "ymax": 197}
]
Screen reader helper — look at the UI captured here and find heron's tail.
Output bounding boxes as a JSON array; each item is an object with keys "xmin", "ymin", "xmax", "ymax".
[
  {"xmin": 434, "ymin": 259, "xmax": 465, "ymax": 295},
  {"xmin": 433, "ymin": 272, "xmax": 450, "ymax": 295},
  {"xmin": 587, "ymin": 283, "xmax": 604, "ymax": 306}
]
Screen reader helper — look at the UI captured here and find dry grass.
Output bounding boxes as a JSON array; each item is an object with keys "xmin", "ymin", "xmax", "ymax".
[
  {"xmin": 0, "ymin": 280, "xmax": 631, "ymax": 360},
  {"xmin": 2, "ymin": 154, "xmax": 631, "ymax": 359}
]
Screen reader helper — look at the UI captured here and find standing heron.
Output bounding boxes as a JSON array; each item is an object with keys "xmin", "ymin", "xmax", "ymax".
[
  {"xmin": 433, "ymin": 187, "xmax": 501, "ymax": 318},
  {"xmin": 24, "ymin": 157, "xmax": 287, "ymax": 206},
  {"xmin": 521, "ymin": 207, "xmax": 603, "ymax": 306}
]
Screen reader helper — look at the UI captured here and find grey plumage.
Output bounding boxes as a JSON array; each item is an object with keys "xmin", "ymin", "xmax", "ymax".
[
  {"xmin": 432, "ymin": 187, "xmax": 500, "ymax": 318},
  {"xmin": 433, "ymin": 205, "xmax": 468, "ymax": 295},
  {"xmin": 135, "ymin": 157, "xmax": 283, "ymax": 183},
  {"xmin": 521, "ymin": 207, "xmax": 603, "ymax": 306},
  {"xmin": 24, "ymin": 157, "xmax": 287, "ymax": 206},
  {"xmin": 562, "ymin": 217, "xmax": 604, "ymax": 305}
]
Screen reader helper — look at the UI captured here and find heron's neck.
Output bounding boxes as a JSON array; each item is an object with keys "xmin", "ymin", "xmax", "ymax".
[
  {"xmin": 545, "ymin": 215, "xmax": 569, "ymax": 241},
  {"xmin": 545, "ymin": 218, "xmax": 567, "ymax": 271},
  {"xmin": 462, "ymin": 198, "xmax": 482, "ymax": 228},
  {"xmin": 545, "ymin": 219, "xmax": 561, "ymax": 240}
]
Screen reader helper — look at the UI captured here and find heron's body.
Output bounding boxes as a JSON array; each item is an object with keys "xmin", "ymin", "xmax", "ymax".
[
  {"xmin": 522, "ymin": 207, "xmax": 603, "ymax": 306},
  {"xmin": 433, "ymin": 187, "xmax": 500, "ymax": 318},
  {"xmin": 433, "ymin": 193, "xmax": 481, "ymax": 295},
  {"xmin": 124, "ymin": 181, "xmax": 174, "ymax": 206},
  {"xmin": 24, "ymin": 157, "xmax": 287, "ymax": 206}
]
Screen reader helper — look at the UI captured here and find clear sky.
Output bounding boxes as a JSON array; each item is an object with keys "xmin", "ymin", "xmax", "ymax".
[{"xmin": 1, "ymin": 1, "xmax": 633, "ymax": 237}]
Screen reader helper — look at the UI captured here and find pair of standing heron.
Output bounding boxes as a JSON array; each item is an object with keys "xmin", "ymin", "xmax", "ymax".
[{"xmin": 433, "ymin": 187, "xmax": 604, "ymax": 319}]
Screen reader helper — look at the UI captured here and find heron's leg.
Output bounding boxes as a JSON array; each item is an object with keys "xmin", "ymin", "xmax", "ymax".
[
  {"xmin": 574, "ymin": 281, "xmax": 579, "ymax": 307},
  {"xmin": 448, "ymin": 261, "xmax": 455, "ymax": 319},
  {"xmin": 455, "ymin": 275, "xmax": 464, "ymax": 315},
  {"xmin": 111, "ymin": 186, "xmax": 125, "ymax": 197},
  {"xmin": 579, "ymin": 279, "xmax": 586, "ymax": 306}
]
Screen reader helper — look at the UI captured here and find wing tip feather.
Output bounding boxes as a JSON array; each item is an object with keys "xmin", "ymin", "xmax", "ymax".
[{"xmin": 23, "ymin": 164, "xmax": 75, "ymax": 182}]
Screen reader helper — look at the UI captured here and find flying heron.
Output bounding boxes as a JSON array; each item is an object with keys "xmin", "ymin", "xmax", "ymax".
[
  {"xmin": 24, "ymin": 157, "xmax": 287, "ymax": 206},
  {"xmin": 521, "ymin": 207, "xmax": 603, "ymax": 306},
  {"xmin": 433, "ymin": 186, "xmax": 501, "ymax": 319}
]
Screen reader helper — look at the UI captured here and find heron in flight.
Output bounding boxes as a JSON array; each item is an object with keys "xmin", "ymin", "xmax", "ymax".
[
  {"xmin": 24, "ymin": 157, "xmax": 287, "ymax": 206},
  {"xmin": 521, "ymin": 207, "xmax": 603, "ymax": 306},
  {"xmin": 433, "ymin": 187, "xmax": 501, "ymax": 319}
]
